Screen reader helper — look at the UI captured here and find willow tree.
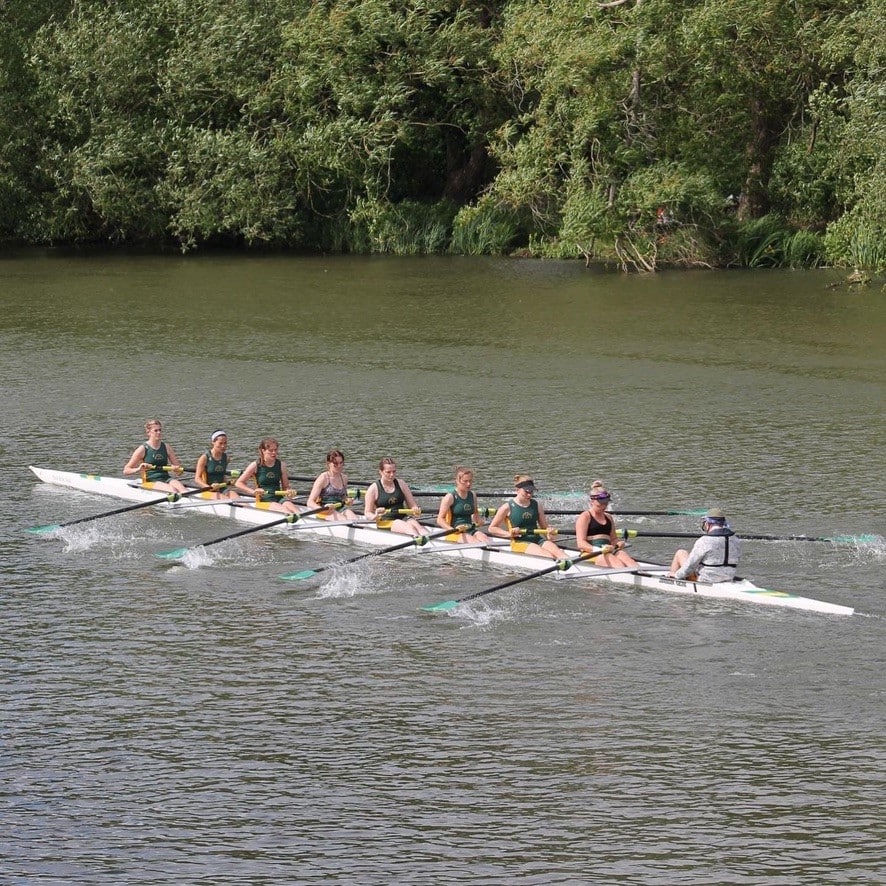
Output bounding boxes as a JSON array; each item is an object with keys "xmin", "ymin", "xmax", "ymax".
[
  {"xmin": 0, "ymin": 0, "xmax": 73, "ymax": 239},
  {"xmin": 820, "ymin": 0, "xmax": 886, "ymax": 271},
  {"xmin": 484, "ymin": 0, "xmax": 866, "ymax": 267},
  {"xmin": 264, "ymin": 0, "xmax": 504, "ymax": 249}
]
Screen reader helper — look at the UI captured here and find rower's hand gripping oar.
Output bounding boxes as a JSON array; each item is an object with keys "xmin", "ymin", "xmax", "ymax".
[
  {"xmin": 422, "ymin": 550, "xmax": 603, "ymax": 613},
  {"xmin": 279, "ymin": 527, "xmax": 455, "ymax": 582},
  {"xmin": 27, "ymin": 486, "xmax": 210, "ymax": 534},
  {"xmin": 156, "ymin": 503, "xmax": 339, "ymax": 560}
]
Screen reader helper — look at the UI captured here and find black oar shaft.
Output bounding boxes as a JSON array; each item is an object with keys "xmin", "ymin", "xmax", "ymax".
[
  {"xmin": 280, "ymin": 527, "xmax": 456, "ymax": 580},
  {"xmin": 31, "ymin": 486, "xmax": 206, "ymax": 531},
  {"xmin": 458, "ymin": 551, "xmax": 596, "ymax": 604}
]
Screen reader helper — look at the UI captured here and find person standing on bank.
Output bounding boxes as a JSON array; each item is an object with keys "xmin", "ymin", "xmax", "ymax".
[
  {"xmin": 123, "ymin": 418, "xmax": 187, "ymax": 494},
  {"xmin": 668, "ymin": 508, "xmax": 742, "ymax": 582}
]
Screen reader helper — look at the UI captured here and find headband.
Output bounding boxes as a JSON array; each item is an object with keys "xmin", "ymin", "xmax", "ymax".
[{"xmin": 211, "ymin": 429, "xmax": 227, "ymax": 442}]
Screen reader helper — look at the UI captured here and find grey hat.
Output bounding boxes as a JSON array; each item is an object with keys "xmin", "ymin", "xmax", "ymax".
[{"xmin": 705, "ymin": 508, "xmax": 726, "ymax": 521}]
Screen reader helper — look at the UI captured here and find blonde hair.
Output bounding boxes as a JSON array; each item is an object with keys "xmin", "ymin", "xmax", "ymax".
[
  {"xmin": 590, "ymin": 479, "xmax": 605, "ymax": 492},
  {"xmin": 455, "ymin": 466, "xmax": 474, "ymax": 480},
  {"xmin": 144, "ymin": 418, "xmax": 162, "ymax": 433},
  {"xmin": 514, "ymin": 473, "xmax": 533, "ymax": 485}
]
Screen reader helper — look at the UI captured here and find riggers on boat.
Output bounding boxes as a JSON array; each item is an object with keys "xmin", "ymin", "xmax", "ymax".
[{"xmin": 29, "ymin": 467, "xmax": 855, "ymax": 617}]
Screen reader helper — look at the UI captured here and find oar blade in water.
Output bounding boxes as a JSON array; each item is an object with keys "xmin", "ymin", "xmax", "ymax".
[
  {"xmin": 279, "ymin": 569, "xmax": 320, "ymax": 581},
  {"xmin": 421, "ymin": 599, "xmax": 460, "ymax": 613},
  {"xmin": 156, "ymin": 547, "xmax": 190, "ymax": 560},
  {"xmin": 26, "ymin": 523, "xmax": 61, "ymax": 534}
]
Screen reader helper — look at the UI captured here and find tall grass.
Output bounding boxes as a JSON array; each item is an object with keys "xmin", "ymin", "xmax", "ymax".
[{"xmin": 730, "ymin": 215, "xmax": 824, "ymax": 268}]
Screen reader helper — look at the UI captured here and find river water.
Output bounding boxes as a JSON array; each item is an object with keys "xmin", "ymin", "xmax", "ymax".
[{"xmin": 2, "ymin": 252, "xmax": 884, "ymax": 884}]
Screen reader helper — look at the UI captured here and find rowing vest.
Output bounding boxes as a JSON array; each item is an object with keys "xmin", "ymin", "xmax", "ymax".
[
  {"xmin": 143, "ymin": 441, "xmax": 169, "ymax": 483},
  {"xmin": 701, "ymin": 529, "xmax": 738, "ymax": 567},
  {"xmin": 508, "ymin": 498, "xmax": 542, "ymax": 543},
  {"xmin": 256, "ymin": 459, "xmax": 283, "ymax": 497},
  {"xmin": 449, "ymin": 490, "xmax": 477, "ymax": 528},
  {"xmin": 374, "ymin": 479, "xmax": 405, "ymax": 512},
  {"xmin": 204, "ymin": 449, "xmax": 228, "ymax": 485}
]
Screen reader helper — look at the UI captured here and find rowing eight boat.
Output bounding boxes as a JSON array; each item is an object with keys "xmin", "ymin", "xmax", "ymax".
[{"xmin": 28, "ymin": 467, "xmax": 855, "ymax": 616}]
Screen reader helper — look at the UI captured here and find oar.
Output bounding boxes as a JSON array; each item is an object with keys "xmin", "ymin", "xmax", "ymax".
[
  {"xmin": 283, "ymin": 476, "xmax": 598, "ymax": 499},
  {"xmin": 611, "ymin": 529, "xmax": 880, "ymax": 544},
  {"xmin": 156, "ymin": 503, "xmax": 336, "ymax": 560},
  {"xmin": 421, "ymin": 551, "xmax": 602, "ymax": 612},
  {"xmin": 166, "ymin": 465, "xmax": 241, "ymax": 479},
  {"xmin": 421, "ymin": 554, "xmax": 671, "ymax": 613},
  {"xmin": 545, "ymin": 508, "xmax": 707, "ymax": 517},
  {"xmin": 279, "ymin": 527, "xmax": 456, "ymax": 581},
  {"xmin": 27, "ymin": 486, "xmax": 209, "ymax": 534}
]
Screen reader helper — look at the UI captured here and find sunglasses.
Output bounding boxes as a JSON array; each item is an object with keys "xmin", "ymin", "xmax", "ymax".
[{"xmin": 590, "ymin": 493, "xmax": 611, "ymax": 502}]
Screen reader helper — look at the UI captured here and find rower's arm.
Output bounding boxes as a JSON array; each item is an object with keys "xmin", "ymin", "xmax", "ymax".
[
  {"xmin": 488, "ymin": 504, "xmax": 512, "ymax": 537},
  {"xmin": 436, "ymin": 493, "xmax": 455, "ymax": 530},
  {"xmin": 123, "ymin": 445, "xmax": 147, "ymax": 476}
]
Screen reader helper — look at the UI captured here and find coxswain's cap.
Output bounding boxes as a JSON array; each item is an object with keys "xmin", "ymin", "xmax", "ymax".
[{"xmin": 705, "ymin": 508, "xmax": 726, "ymax": 522}]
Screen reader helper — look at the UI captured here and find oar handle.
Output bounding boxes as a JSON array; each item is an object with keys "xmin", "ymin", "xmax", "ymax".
[{"xmin": 170, "ymin": 466, "xmax": 242, "ymax": 479}]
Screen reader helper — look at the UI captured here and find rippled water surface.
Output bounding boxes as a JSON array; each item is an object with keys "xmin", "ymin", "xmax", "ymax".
[{"xmin": 2, "ymin": 253, "xmax": 884, "ymax": 884}]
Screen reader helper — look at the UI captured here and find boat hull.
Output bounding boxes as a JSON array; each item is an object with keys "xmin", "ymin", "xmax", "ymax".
[{"xmin": 29, "ymin": 467, "xmax": 854, "ymax": 616}]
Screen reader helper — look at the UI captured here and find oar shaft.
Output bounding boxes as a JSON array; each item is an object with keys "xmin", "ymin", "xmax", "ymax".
[
  {"xmin": 460, "ymin": 551, "xmax": 596, "ymax": 603},
  {"xmin": 610, "ymin": 529, "xmax": 875, "ymax": 543},
  {"xmin": 545, "ymin": 508, "xmax": 706, "ymax": 517},
  {"xmin": 156, "ymin": 503, "xmax": 340, "ymax": 559},
  {"xmin": 280, "ymin": 527, "xmax": 455, "ymax": 580},
  {"xmin": 29, "ymin": 486, "xmax": 206, "ymax": 532}
]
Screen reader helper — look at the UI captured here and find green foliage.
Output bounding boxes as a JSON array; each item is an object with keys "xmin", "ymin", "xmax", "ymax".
[
  {"xmin": 350, "ymin": 198, "xmax": 455, "ymax": 254},
  {"xmin": 824, "ymin": 160, "xmax": 886, "ymax": 272},
  {"xmin": 0, "ymin": 0, "xmax": 881, "ymax": 268},
  {"xmin": 727, "ymin": 214, "xmax": 824, "ymax": 269},
  {"xmin": 450, "ymin": 198, "xmax": 521, "ymax": 255}
]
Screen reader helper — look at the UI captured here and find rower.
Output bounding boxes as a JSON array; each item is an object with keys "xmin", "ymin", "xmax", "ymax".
[
  {"xmin": 362, "ymin": 457, "xmax": 424, "ymax": 536},
  {"xmin": 435, "ymin": 467, "xmax": 490, "ymax": 544},
  {"xmin": 123, "ymin": 418, "xmax": 187, "ymax": 494},
  {"xmin": 194, "ymin": 430, "xmax": 239, "ymax": 499},
  {"xmin": 574, "ymin": 483, "xmax": 638, "ymax": 568},
  {"xmin": 306, "ymin": 449, "xmax": 359, "ymax": 521},
  {"xmin": 488, "ymin": 475, "xmax": 567, "ymax": 559},
  {"xmin": 232, "ymin": 437, "xmax": 301, "ymax": 514}
]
